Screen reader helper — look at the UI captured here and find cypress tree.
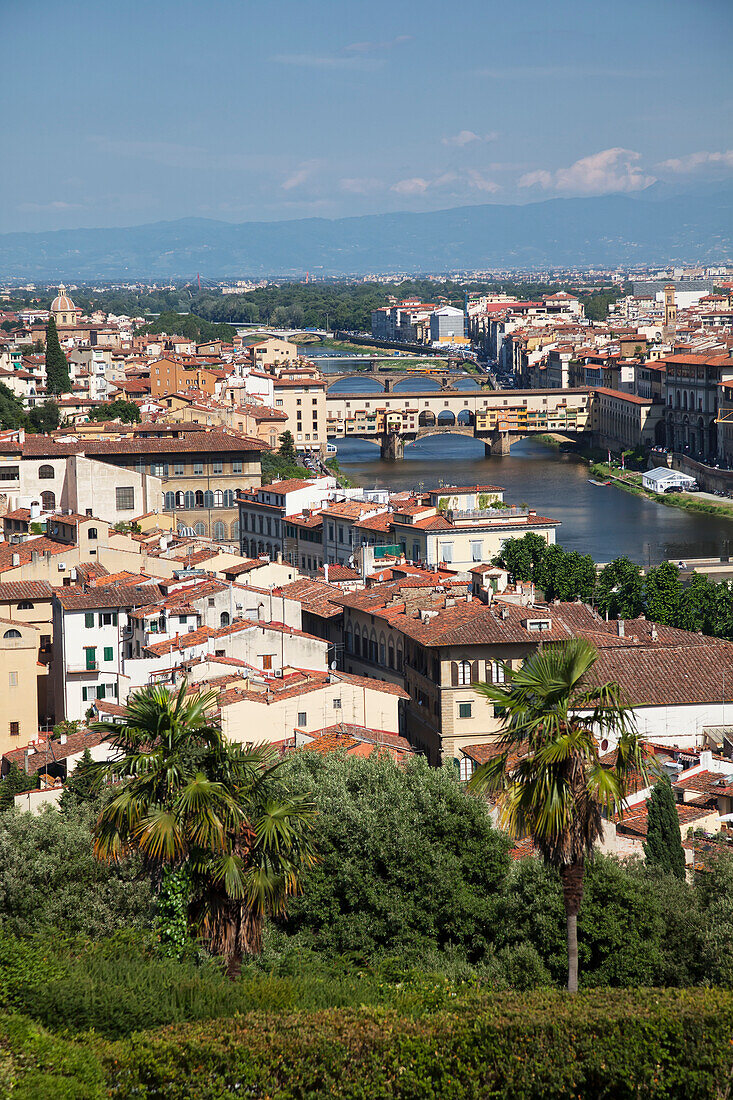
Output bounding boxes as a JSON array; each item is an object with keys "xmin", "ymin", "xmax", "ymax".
[
  {"xmin": 644, "ymin": 776, "xmax": 686, "ymax": 879},
  {"xmin": 45, "ymin": 316, "xmax": 71, "ymax": 394}
]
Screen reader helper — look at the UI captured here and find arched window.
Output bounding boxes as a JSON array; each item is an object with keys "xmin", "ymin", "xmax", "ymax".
[
  {"xmin": 164, "ymin": 492, "xmax": 175, "ymax": 510},
  {"xmin": 175, "ymin": 491, "xmax": 185, "ymax": 508},
  {"xmin": 213, "ymin": 521, "xmax": 227, "ymax": 541},
  {"xmin": 223, "ymin": 489, "xmax": 235, "ymax": 508},
  {"xmin": 38, "ymin": 464, "xmax": 54, "ymax": 480},
  {"xmin": 230, "ymin": 520, "xmax": 239, "ymax": 540},
  {"xmin": 213, "ymin": 490, "xmax": 223, "ymax": 508},
  {"xmin": 220, "ymin": 611, "xmax": 230, "ymax": 627},
  {"xmin": 490, "ymin": 660, "xmax": 506, "ymax": 684},
  {"xmin": 457, "ymin": 660, "xmax": 472, "ymax": 685},
  {"xmin": 87, "ymin": 528, "xmax": 97, "ymax": 541},
  {"xmin": 194, "ymin": 522, "xmax": 206, "ymax": 536},
  {"xmin": 345, "ymin": 627, "xmax": 353, "ymax": 653},
  {"xmin": 194, "ymin": 490, "xmax": 204, "ymax": 508},
  {"xmin": 17, "ymin": 601, "xmax": 33, "ymax": 610},
  {"xmin": 41, "ymin": 491, "xmax": 55, "ymax": 511},
  {"xmin": 3, "ymin": 629, "xmax": 21, "ymax": 639},
  {"xmin": 241, "ymin": 537, "xmax": 249, "ymax": 555},
  {"xmin": 353, "ymin": 631, "xmax": 361, "ymax": 656},
  {"xmin": 203, "ymin": 490, "xmax": 214, "ymax": 509},
  {"xmin": 184, "ymin": 491, "xmax": 195, "ymax": 509}
]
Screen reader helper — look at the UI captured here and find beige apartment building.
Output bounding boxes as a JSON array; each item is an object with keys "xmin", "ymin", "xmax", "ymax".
[
  {"xmin": 273, "ymin": 378, "xmax": 327, "ymax": 453},
  {"xmin": 0, "ymin": 618, "xmax": 43, "ymax": 755},
  {"xmin": 245, "ymin": 338, "xmax": 300, "ymax": 369},
  {"xmin": 336, "ymin": 579, "xmax": 609, "ymax": 763}
]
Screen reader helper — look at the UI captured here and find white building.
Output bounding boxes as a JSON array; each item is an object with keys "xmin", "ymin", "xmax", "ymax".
[
  {"xmin": 430, "ymin": 306, "xmax": 466, "ymax": 344},
  {"xmin": 642, "ymin": 467, "xmax": 697, "ymax": 493}
]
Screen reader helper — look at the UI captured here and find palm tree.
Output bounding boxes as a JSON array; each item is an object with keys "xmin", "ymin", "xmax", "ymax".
[
  {"xmin": 468, "ymin": 637, "xmax": 649, "ymax": 992},
  {"xmin": 89, "ymin": 682, "xmax": 317, "ymax": 971}
]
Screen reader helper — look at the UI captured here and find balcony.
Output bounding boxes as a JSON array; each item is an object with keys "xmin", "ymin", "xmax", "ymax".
[
  {"xmin": 447, "ymin": 506, "xmax": 532, "ymax": 522},
  {"xmin": 68, "ymin": 661, "xmax": 99, "ymax": 674}
]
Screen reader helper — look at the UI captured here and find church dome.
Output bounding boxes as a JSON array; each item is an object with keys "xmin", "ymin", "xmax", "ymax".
[{"xmin": 50, "ymin": 284, "xmax": 76, "ymax": 313}]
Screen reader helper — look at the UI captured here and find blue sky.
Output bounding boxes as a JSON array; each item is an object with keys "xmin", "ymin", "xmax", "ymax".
[{"xmin": 3, "ymin": 0, "xmax": 731, "ymax": 232}]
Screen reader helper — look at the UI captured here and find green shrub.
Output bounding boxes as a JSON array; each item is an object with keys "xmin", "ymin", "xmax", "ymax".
[
  {"xmin": 0, "ymin": 805, "xmax": 151, "ymax": 938},
  {"xmin": 100, "ymin": 989, "xmax": 733, "ymax": 1099},
  {"xmin": 277, "ymin": 753, "xmax": 509, "ymax": 962}
]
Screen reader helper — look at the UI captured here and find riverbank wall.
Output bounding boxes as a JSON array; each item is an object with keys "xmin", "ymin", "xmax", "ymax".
[{"xmin": 671, "ymin": 454, "xmax": 733, "ymax": 494}]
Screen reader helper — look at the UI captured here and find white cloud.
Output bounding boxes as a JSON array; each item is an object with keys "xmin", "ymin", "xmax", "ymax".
[
  {"xmin": 519, "ymin": 148, "xmax": 655, "ymax": 195},
  {"xmin": 442, "ymin": 130, "xmax": 499, "ymax": 147},
  {"xmin": 281, "ymin": 161, "xmax": 319, "ymax": 191},
  {"xmin": 465, "ymin": 170, "xmax": 500, "ymax": 193},
  {"xmin": 658, "ymin": 149, "xmax": 733, "ymax": 173},
  {"xmin": 344, "ymin": 35, "xmax": 411, "ymax": 54},
  {"xmin": 18, "ymin": 200, "xmax": 83, "ymax": 213},
  {"xmin": 391, "ymin": 177, "xmax": 430, "ymax": 195},
  {"xmin": 339, "ymin": 177, "xmax": 383, "ymax": 194},
  {"xmin": 390, "ymin": 170, "xmax": 500, "ymax": 197},
  {"xmin": 273, "ymin": 53, "xmax": 381, "ymax": 70}
]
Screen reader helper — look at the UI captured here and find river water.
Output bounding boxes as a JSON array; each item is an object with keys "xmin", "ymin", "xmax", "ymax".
[{"xmin": 314, "ymin": 351, "xmax": 733, "ymax": 566}]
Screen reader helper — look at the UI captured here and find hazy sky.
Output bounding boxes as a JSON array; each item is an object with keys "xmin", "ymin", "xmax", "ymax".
[{"xmin": 3, "ymin": 0, "xmax": 731, "ymax": 232}]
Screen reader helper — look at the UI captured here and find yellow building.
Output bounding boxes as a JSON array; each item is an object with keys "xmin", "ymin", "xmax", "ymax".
[{"xmin": 0, "ymin": 618, "xmax": 42, "ymax": 754}]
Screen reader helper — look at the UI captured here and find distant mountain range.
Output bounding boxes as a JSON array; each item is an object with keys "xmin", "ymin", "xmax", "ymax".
[{"xmin": 1, "ymin": 185, "xmax": 731, "ymax": 279}]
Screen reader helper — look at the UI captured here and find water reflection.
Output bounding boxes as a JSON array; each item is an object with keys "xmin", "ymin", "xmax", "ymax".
[{"xmin": 334, "ymin": 433, "xmax": 733, "ymax": 566}]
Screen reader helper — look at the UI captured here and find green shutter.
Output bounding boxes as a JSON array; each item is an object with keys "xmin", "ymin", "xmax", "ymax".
[
  {"xmin": 104, "ymin": 647, "xmax": 113, "ymax": 662},
  {"xmin": 85, "ymin": 613, "xmax": 94, "ymax": 628},
  {"xmin": 97, "ymin": 685, "xmax": 106, "ymax": 699},
  {"xmin": 82, "ymin": 687, "xmax": 87, "ymax": 701},
  {"xmin": 112, "ymin": 613, "xmax": 118, "ymax": 626}
]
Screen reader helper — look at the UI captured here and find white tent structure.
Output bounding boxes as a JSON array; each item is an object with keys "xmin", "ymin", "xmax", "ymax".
[{"xmin": 642, "ymin": 467, "xmax": 697, "ymax": 493}]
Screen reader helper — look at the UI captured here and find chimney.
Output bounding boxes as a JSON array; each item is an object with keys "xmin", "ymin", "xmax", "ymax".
[
  {"xmin": 11, "ymin": 553, "xmax": 20, "ymax": 567},
  {"xmin": 324, "ymin": 562, "xmax": 329, "ymax": 583},
  {"xmin": 618, "ymin": 619, "xmax": 625, "ymax": 637},
  {"xmin": 651, "ymin": 625, "xmax": 658, "ymax": 641}
]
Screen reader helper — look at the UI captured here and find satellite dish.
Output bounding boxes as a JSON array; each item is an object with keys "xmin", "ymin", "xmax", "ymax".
[{"xmin": 330, "ymin": 661, "xmax": 337, "ymax": 670}]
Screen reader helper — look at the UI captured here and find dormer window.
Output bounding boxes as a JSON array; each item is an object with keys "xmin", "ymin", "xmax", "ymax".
[{"xmin": 525, "ymin": 618, "xmax": 552, "ymax": 632}]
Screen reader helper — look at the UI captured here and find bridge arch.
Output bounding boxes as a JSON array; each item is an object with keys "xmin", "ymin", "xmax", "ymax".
[
  {"xmin": 437, "ymin": 409, "xmax": 456, "ymax": 426},
  {"xmin": 456, "ymin": 408, "xmax": 474, "ymax": 426},
  {"xmin": 418, "ymin": 410, "xmax": 436, "ymax": 427},
  {"xmin": 327, "ymin": 374, "xmax": 387, "ymax": 392}
]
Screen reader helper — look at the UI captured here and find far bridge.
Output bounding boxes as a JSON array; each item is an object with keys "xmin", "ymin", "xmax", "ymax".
[
  {"xmin": 326, "ymin": 386, "xmax": 594, "ymax": 460},
  {"xmin": 325, "ymin": 369, "xmax": 487, "ymax": 393}
]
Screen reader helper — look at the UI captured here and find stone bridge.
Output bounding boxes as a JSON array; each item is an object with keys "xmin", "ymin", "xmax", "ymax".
[
  {"xmin": 325, "ymin": 371, "xmax": 485, "ymax": 392},
  {"xmin": 326, "ymin": 386, "xmax": 594, "ymax": 460}
]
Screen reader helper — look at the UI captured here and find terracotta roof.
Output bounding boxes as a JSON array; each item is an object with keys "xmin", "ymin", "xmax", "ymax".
[
  {"xmin": 0, "ymin": 538, "xmax": 70, "ymax": 573},
  {"xmin": 275, "ymin": 579, "xmax": 344, "ymax": 619},
  {"xmin": 54, "ymin": 585, "xmax": 162, "ymax": 611},
  {"xmin": 302, "ymin": 725, "xmax": 413, "ymax": 758},
  {"xmin": 587, "ymin": 644, "xmax": 733, "ymax": 707},
  {"xmin": 616, "ymin": 800, "xmax": 718, "ymax": 840},
  {"xmin": 0, "ymin": 581, "xmax": 54, "ymax": 601},
  {"xmin": 592, "ymin": 387, "xmax": 656, "ymax": 406},
  {"xmin": 17, "ymin": 430, "xmax": 267, "ymax": 458},
  {"xmin": 2, "ymin": 727, "xmax": 111, "ymax": 772}
]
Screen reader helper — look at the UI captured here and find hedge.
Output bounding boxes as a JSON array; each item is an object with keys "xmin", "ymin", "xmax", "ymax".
[{"xmin": 101, "ymin": 989, "xmax": 733, "ymax": 1099}]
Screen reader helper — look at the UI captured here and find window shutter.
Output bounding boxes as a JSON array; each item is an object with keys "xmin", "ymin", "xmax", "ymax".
[
  {"xmin": 485, "ymin": 661, "xmax": 493, "ymax": 683},
  {"xmin": 85, "ymin": 613, "xmax": 94, "ymax": 629},
  {"xmin": 450, "ymin": 662, "xmax": 459, "ymax": 686},
  {"xmin": 82, "ymin": 687, "xmax": 87, "ymax": 702},
  {"xmin": 471, "ymin": 660, "xmax": 480, "ymax": 683}
]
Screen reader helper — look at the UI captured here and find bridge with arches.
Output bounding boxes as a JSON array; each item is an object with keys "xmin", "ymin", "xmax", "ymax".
[
  {"xmin": 325, "ymin": 370, "xmax": 484, "ymax": 393},
  {"xmin": 325, "ymin": 386, "xmax": 595, "ymax": 459}
]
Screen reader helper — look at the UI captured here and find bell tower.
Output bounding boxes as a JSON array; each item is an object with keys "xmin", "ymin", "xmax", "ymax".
[{"xmin": 663, "ymin": 283, "xmax": 677, "ymax": 335}]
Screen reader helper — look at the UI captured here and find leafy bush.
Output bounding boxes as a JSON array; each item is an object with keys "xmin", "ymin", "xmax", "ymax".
[
  {"xmin": 0, "ymin": 805, "xmax": 151, "ymax": 938},
  {"xmin": 99, "ymin": 989, "xmax": 733, "ymax": 1099},
  {"xmin": 277, "ymin": 752, "xmax": 509, "ymax": 962}
]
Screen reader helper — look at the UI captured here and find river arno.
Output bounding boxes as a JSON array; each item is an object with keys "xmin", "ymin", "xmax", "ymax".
[
  {"xmin": 333, "ymin": 435, "xmax": 733, "ymax": 566},
  {"xmin": 313, "ymin": 350, "xmax": 733, "ymax": 566}
]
